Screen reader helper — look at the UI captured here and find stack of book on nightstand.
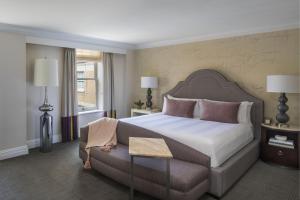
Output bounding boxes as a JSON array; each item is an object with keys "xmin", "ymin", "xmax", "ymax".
[{"xmin": 268, "ymin": 135, "xmax": 295, "ymax": 149}]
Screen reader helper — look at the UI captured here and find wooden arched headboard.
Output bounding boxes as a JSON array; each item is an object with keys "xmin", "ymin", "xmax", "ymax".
[{"xmin": 163, "ymin": 69, "xmax": 264, "ymax": 139}]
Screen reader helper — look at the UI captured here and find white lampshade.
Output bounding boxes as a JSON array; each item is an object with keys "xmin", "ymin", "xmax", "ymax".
[
  {"xmin": 141, "ymin": 76, "xmax": 158, "ymax": 89},
  {"xmin": 267, "ymin": 75, "xmax": 300, "ymax": 93},
  {"xmin": 34, "ymin": 58, "xmax": 59, "ymax": 87}
]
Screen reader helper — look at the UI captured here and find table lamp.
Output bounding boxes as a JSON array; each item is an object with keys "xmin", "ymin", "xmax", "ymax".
[
  {"xmin": 267, "ymin": 75, "xmax": 299, "ymax": 126},
  {"xmin": 141, "ymin": 77, "xmax": 158, "ymax": 110},
  {"xmin": 34, "ymin": 58, "xmax": 58, "ymax": 152}
]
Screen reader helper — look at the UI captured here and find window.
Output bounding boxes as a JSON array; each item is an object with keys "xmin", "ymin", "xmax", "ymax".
[
  {"xmin": 77, "ymin": 80, "xmax": 85, "ymax": 92},
  {"xmin": 76, "ymin": 49, "xmax": 103, "ymax": 112},
  {"xmin": 77, "ymin": 71, "xmax": 84, "ymax": 79}
]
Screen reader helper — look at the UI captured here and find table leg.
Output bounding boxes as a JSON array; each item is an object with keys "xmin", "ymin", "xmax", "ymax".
[
  {"xmin": 130, "ymin": 155, "xmax": 134, "ymax": 200},
  {"xmin": 166, "ymin": 158, "xmax": 170, "ymax": 200}
]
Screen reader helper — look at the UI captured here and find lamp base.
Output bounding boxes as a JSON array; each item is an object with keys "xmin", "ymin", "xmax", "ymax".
[
  {"xmin": 40, "ymin": 112, "xmax": 53, "ymax": 153},
  {"xmin": 276, "ymin": 123, "xmax": 289, "ymax": 128},
  {"xmin": 146, "ymin": 88, "xmax": 153, "ymax": 109},
  {"xmin": 276, "ymin": 93, "xmax": 289, "ymax": 124},
  {"xmin": 39, "ymin": 103, "xmax": 54, "ymax": 112},
  {"xmin": 39, "ymin": 86, "xmax": 54, "ymax": 112}
]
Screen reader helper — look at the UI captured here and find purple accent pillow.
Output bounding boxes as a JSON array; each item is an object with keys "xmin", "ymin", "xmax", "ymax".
[
  {"xmin": 200, "ymin": 99, "xmax": 240, "ymax": 123},
  {"xmin": 163, "ymin": 98, "xmax": 196, "ymax": 118}
]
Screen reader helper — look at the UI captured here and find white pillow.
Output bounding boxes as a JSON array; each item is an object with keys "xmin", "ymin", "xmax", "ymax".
[
  {"xmin": 162, "ymin": 95, "xmax": 201, "ymax": 119},
  {"xmin": 237, "ymin": 101, "xmax": 253, "ymax": 124}
]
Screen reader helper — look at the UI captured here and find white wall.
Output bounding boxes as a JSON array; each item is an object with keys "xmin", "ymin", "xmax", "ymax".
[
  {"xmin": 26, "ymin": 44, "xmax": 63, "ymax": 142},
  {"xmin": 0, "ymin": 39, "xmax": 133, "ymax": 158},
  {"xmin": 26, "ymin": 44, "xmax": 103, "ymax": 143},
  {"xmin": 0, "ymin": 32, "xmax": 27, "ymax": 152},
  {"xmin": 26, "ymin": 44, "xmax": 131, "ymax": 141}
]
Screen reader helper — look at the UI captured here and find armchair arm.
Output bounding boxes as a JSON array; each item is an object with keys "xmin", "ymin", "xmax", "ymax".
[{"xmin": 80, "ymin": 125, "xmax": 89, "ymax": 143}]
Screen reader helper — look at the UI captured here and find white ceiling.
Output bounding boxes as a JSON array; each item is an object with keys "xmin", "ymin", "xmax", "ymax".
[{"xmin": 0, "ymin": 0, "xmax": 298, "ymax": 48}]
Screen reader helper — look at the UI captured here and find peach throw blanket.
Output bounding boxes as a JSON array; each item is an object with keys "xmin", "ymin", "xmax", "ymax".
[{"xmin": 84, "ymin": 117, "xmax": 118, "ymax": 169}]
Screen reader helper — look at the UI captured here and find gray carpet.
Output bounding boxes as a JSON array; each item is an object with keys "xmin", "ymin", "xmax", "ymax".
[{"xmin": 0, "ymin": 142, "xmax": 299, "ymax": 200}]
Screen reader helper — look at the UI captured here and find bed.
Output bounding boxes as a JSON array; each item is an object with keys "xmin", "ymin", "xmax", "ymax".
[
  {"xmin": 121, "ymin": 113, "xmax": 254, "ymax": 168},
  {"xmin": 159, "ymin": 69, "xmax": 263, "ymax": 196},
  {"xmin": 79, "ymin": 69, "xmax": 264, "ymax": 199}
]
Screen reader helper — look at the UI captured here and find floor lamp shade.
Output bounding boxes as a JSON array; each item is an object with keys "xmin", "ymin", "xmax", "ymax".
[{"xmin": 34, "ymin": 58, "xmax": 59, "ymax": 87}]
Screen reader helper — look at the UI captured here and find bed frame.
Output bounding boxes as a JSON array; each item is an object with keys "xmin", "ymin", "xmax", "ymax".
[{"xmin": 163, "ymin": 69, "xmax": 264, "ymax": 197}]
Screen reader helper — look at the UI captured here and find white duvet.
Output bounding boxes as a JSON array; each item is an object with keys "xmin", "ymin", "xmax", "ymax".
[{"xmin": 120, "ymin": 113, "xmax": 253, "ymax": 167}]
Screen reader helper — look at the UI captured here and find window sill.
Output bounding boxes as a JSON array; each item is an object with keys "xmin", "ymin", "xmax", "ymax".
[{"xmin": 79, "ymin": 109, "xmax": 104, "ymax": 115}]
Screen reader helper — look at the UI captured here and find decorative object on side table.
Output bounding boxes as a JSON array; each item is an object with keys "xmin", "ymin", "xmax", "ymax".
[
  {"xmin": 141, "ymin": 76, "xmax": 158, "ymax": 110},
  {"xmin": 34, "ymin": 58, "xmax": 59, "ymax": 152},
  {"xmin": 134, "ymin": 100, "xmax": 144, "ymax": 109},
  {"xmin": 266, "ymin": 75, "xmax": 299, "ymax": 127},
  {"xmin": 264, "ymin": 118, "xmax": 272, "ymax": 125},
  {"xmin": 261, "ymin": 123, "xmax": 300, "ymax": 169}
]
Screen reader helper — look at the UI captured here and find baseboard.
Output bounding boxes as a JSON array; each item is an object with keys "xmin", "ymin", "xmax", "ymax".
[
  {"xmin": 0, "ymin": 145, "xmax": 29, "ymax": 160},
  {"xmin": 27, "ymin": 134, "xmax": 62, "ymax": 149},
  {"xmin": 0, "ymin": 135, "xmax": 62, "ymax": 160},
  {"xmin": 26, "ymin": 139, "xmax": 40, "ymax": 149}
]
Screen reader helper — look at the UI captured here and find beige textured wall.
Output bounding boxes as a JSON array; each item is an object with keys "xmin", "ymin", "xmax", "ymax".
[
  {"xmin": 125, "ymin": 50, "xmax": 138, "ymax": 116},
  {"xmin": 134, "ymin": 29, "xmax": 300, "ymax": 126}
]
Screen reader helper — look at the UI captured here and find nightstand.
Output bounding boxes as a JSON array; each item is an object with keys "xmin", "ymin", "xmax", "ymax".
[
  {"xmin": 260, "ymin": 124, "xmax": 300, "ymax": 169},
  {"xmin": 130, "ymin": 108, "xmax": 160, "ymax": 117}
]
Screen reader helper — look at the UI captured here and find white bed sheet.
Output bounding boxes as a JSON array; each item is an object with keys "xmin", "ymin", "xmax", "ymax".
[{"xmin": 121, "ymin": 113, "xmax": 253, "ymax": 167}]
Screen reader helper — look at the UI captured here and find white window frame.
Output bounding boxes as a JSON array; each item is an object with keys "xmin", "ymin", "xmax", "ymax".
[
  {"xmin": 76, "ymin": 61, "xmax": 99, "ymax": 112},
  {"xmin": 77, "ymin": 80, "xmax": 85, "ymax": 92}
]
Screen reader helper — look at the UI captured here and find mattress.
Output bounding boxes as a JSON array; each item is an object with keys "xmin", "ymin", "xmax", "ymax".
[{"xmin": 120, "ymin": 113, "xmax": 253, "ymax": 167}]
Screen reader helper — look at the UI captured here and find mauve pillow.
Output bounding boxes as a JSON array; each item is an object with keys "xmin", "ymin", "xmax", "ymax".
[
  {"xmin": 200, "ymin": 99, "xmax": 240, "ymax": 123},
  {"xmin": 162, "ymin": 95, "xmax": 201, "ymax": 118},
  {"xmin": 163, "ymin": 98, "xmax": 196, "ymax": 118}
]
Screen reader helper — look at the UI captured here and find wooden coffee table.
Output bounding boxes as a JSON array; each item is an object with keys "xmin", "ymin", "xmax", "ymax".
[{"xmin": 129, "ymin": 137, "xmax": 173, "ymax": 200}]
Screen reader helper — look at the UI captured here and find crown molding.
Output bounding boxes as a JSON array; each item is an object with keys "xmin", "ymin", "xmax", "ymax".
[
  {"xmin": 0, "ymin": 22, "xmax": 298, "ymax": 51},
  {"xmin": 136, "ymin": 23, "xmax": 300, "ymax": 49},
  {"xmin": 25, "ymin": 36, "xmax": 129, "ymax": 54},
  {"xmin": 0, "ymin": 23, "xmax": 136, "ymax": 54}
]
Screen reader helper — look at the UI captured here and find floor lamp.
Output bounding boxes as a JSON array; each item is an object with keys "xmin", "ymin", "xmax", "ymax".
[{"xmin": 34, "ymin": 58, "xmax": 58, "ymax": 152}]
